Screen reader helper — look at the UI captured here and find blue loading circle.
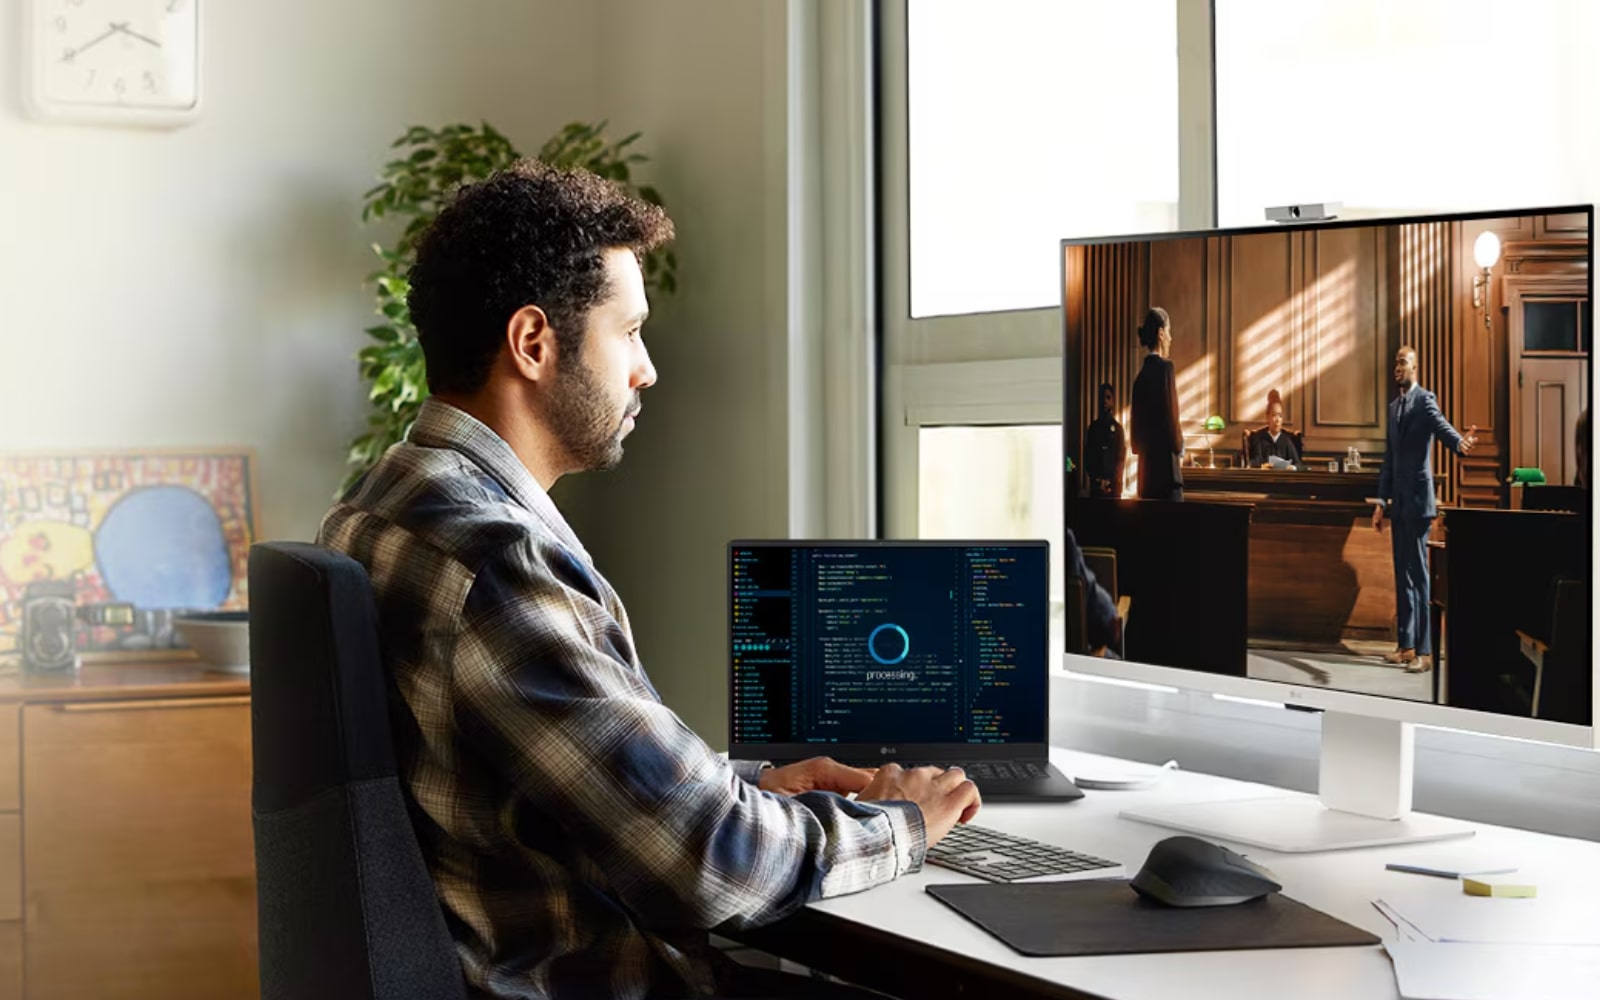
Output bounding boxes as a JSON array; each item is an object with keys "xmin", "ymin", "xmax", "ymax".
[{"xmin": 868, "ymin": 623, "xmax": 910, "ymax": 665}]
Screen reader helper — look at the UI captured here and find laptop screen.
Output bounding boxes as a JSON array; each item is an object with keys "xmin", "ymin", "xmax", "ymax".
[{"xmin": 729, "ymin": 541, "xmax": 1049, "ymax": 752}]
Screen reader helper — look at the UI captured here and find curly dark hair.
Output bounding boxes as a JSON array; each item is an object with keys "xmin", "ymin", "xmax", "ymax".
[
  {"xmin": 407, "ymin": 159, "xmax": 675, "ymax": 395},
  {"xmin": 1136, "ymin": 307, "xmax": 1170, "ymax": 350}
]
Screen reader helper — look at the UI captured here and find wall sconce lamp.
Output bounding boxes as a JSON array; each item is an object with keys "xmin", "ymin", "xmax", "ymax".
[{"xmin": 1472, "ymin": 231, "xmax": 1501, "ymax": 332}]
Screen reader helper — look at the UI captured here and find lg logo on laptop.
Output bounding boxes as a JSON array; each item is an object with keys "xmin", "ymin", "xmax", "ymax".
[{"xmin": 880, "ymin": 746, "xmax": 896, "ymax": 756}]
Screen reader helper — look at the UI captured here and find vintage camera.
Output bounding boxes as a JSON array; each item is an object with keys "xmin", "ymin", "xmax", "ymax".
[{"xmin": 20, "ymin": 580, "xmax": 79, "ymax": 673}]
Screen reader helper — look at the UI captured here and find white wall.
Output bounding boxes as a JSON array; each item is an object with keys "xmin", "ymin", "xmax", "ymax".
[
  {"xmin": 0, "ymin": 0, "xmax": 599, "ymax": 542},
  {"xmin": 0, "ymin": 0, "xmax": 791, "ymax": 745},
  {"xmin": 553, "ymin": 0, "xmax": 792, "ymax": 746}
]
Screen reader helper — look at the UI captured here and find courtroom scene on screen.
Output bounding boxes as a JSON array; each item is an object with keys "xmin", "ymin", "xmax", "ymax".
[{"xmin": 1064, "ymin": 210, "xmax": 1591, "ymax": 726}]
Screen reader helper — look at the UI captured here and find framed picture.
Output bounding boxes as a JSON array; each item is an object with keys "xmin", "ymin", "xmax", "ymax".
[{"xmin": 0, "ymin": 449, "xmax": 258, "ymax": 662}]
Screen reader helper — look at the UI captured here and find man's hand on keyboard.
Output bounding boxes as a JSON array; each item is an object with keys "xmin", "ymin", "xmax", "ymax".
[
  {"xmin": 758, "ymin": 756, "xmax": 877, "ymax": 797},
  {"xmin": 857, "ymin": 763, "xmax": 982, "ymax": 849}
]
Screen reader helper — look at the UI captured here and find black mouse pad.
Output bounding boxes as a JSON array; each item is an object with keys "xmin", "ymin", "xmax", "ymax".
[{"xmin": 925, "ymin": 880, "xmax": 1380, "ymax": 958}]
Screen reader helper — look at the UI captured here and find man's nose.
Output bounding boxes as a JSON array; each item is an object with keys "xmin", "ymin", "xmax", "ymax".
[{"xmin": 634, "ymin": 345, "xmax": 657, "ymax": 389}]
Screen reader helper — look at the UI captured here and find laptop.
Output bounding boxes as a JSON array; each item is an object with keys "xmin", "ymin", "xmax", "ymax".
[{"xmin": 728, "ymin": 539, "xmax": 1083, "ymax": 802}]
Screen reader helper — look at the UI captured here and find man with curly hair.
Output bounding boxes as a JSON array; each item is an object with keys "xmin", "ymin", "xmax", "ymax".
[{"xmin": 319, "ymin": 160, "xmax": 978, "ymax": 1000}]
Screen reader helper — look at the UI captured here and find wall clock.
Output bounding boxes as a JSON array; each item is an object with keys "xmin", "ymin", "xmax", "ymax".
[{"xmin": 23, "ymin": 0, "xmax": 202, "ymax": 127}]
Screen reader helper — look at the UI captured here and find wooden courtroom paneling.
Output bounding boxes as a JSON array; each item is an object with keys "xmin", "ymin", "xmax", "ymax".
[
  {"xmin": 1523, "ymin": 360, "xmax": 1588, "ymax": 485},
  {"xmin": 1534, "ymin": 211, "xmax": 1589, "ymax": 239},
  {"xmin": 23, "ymin": 698, "xmax": 258, "ymax": 1000},
  {"xmin": 1400, "ymin": 221, "xmax": 1458, "ymax": 506},
  {"xmin": 1310, "ymin": 225, "xmax": 1383, "ymax": 431},
  {"xmin": 1150, "ymin": 236, "xmax": 1212, "ymax": 423},
  {"xmin": 1226, "ymin": 233, "xmax": 1295, "ymax": 427},
  {"xmin": 1456, "ymin": 215, "xmax": 1534, "ymax": 507},
  {"xmin": 1073, "ymin": 242, "xmax": 1148, "ymax": 491}
]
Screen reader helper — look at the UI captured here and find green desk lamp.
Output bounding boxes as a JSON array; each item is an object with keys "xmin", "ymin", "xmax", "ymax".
[{"xmin": 1202, "ymin": 415, "xmax": 1226, "ymax": 468}]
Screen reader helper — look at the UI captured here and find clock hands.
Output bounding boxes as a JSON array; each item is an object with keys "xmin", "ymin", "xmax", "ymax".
[
  {"xmin": 60, "ymin": 24, "xmax": 116, "ymax": 63},
  {"xmin": 60, "ymin": 21, "xmax": 160, "ymax": 64},
  {"xmin": 111, "ymin": 22, "xmax": 161, "ymax": 49}
]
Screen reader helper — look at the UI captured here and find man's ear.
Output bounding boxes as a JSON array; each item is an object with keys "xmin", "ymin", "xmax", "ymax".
[{"xmin": 506, "ymin": 305, "xmax": 559, "ymax": 383}]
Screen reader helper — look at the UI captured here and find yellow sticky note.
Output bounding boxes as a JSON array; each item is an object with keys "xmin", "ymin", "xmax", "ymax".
[{"xmin": 1463, "ymin": 877, "xmax": 1537, "ymax": 898}]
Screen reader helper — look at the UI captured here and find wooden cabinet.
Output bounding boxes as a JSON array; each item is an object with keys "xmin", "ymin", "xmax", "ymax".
[
  {"xmin": 0, "ymin": 667, "xmax": 254, "ymax": 1000},
  {"xmin": 1, "ymin": 922, "xmax": 21, "ymax": 1000},
  {"xmin": 0, "ymin": 705, "xmax": 17, "ymax": 812}
]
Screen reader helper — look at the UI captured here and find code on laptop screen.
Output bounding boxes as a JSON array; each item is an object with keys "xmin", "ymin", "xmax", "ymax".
[{"xmin": 730, "ymin": 543, "xmax": 1049, "ymax": 746}]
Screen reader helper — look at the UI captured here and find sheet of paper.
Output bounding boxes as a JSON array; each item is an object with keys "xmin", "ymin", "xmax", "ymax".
[
  {"xmin": 1376, "ymin": 888, "xmax": 1600, "ymax": 946},
  {"xmin": 1385, "ymin": 942, "xmax": 1600, "ymax": 1000},
  {"xmin": 1372, "ymin": 900, "xmax": 1431, "ymax": 942}
]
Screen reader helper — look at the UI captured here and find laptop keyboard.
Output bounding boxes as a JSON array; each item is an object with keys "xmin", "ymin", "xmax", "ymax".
[
  {"xmin": 926, "ymin": 824, "xmax": 1122, "ymax": 884},
  {"xmin": 895, "ymin": 760, "xmax": 1053, "ymax": 781}
]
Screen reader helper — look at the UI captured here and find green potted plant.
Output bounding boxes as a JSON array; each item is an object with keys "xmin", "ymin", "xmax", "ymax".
[{"xmin": 344, "ymin": 121, "xmax": 677, "ymax": 494}]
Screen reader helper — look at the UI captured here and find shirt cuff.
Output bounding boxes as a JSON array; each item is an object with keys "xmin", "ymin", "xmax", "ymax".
[
  {"xmin": 874, "ymin": 800, "xmax": 928, "ymax": 876},
  {"xmin": 729, "ymin": 758, "xmax": 771, "ymax": 785}
]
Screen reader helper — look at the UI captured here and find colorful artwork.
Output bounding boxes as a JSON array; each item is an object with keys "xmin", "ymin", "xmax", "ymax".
[{"xmin": 0, "ymin": 452, "xmax": 256, "ymax": 658}]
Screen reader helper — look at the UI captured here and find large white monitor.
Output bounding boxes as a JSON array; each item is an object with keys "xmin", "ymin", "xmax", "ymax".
[{"xmin": 1062, "ymin": 204, "xmax": 1595, "ymax": 851}]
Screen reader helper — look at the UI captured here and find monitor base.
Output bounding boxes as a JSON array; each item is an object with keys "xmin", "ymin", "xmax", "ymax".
[{"xmin": 1120, "ymin": 796, "xmax": 1475, "ymax": 853}]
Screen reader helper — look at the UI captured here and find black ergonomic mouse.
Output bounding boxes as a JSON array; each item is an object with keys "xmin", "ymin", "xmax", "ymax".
[{"xmin": 1129, "ymin": 835, "xmax": 1283, "ymax": 907}]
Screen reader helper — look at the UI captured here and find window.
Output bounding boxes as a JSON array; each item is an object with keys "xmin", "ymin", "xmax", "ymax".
[
  {"xmin": 918, "ymin": 425, "xmax": 1066, "ymax": 652},
  {"xmin": 886, "ymin": 0, "xmax": 1598, "ymax": 543},
  {"xmin": 1215, "ymin": 0, "xmax": 1600, "ymax": 224},
  {"xmin": 907, "ymin": 0, "xmax": 1179, "ymax": 318}
]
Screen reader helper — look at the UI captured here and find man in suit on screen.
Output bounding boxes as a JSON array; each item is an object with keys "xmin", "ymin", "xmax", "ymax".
[{"xmin": 1373, "ymin": 346, "xmax": 1477, "ymax": 674}]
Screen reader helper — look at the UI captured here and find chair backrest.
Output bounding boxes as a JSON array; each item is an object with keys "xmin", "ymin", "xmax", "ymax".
[
  {"xmin": 1539, "ymin": 577, "xmax": 1592, "ymax": 725},
  {"xmin": 1079, "ymin": 546, "xmax": 1119, "ymax": 600},
  {"xmin": 1065, "ymin": 578, "xmax": 1086, "ymax": 653},
  {"xmin": 248, "ymin": 541, "xmax": 466, "ymax": 1000}
]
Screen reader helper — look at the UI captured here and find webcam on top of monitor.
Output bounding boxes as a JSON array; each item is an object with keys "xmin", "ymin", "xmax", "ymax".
[{"xmin": 1265, "ymin": 201, "xmax": 1342, "ymax": 223}]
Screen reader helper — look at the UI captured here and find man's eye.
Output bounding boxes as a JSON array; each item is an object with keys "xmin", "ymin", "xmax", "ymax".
[{"xmin": 627, "ymin": 328, "xmax": 641, "ymax": 340}]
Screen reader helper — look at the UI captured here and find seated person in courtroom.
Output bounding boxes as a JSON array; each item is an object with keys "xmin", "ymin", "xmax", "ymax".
[
  {"xmin": 318, "ymin": 161, "xmax": 980, "ymax": 1000},
  {"xmin": 1249, "ymin": 390, "xmax": 1303, "ymax": 469},
  {"xmin": 1067, "ymin": 529, "xmax": 1122, "ymax": 656}
]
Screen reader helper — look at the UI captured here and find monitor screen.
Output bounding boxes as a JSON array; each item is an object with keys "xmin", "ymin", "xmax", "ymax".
[
  {"xmin": 729, "ymin": 541, "xmax": 1049, "ymax": 748},
  {"xmin": 1063, "ymin": 205, "xmax": 1593, "ymax": 737}
]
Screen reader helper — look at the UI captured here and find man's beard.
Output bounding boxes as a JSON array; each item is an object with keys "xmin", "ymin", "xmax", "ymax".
[{"xmin": 545, "ymin": 356, "xmax": 635, "ymax": 473}]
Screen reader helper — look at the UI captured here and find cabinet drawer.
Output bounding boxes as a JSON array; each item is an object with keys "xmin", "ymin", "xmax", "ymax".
[
  {"xmin": 0, "ymin": 703, "xmax": 17, "ymax": 811},
  {"xmin": 24, "ymin": 697, "xmax": 257, "ymax": 999}
]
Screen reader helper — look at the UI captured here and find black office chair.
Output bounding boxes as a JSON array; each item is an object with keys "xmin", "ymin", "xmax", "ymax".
[{"xmin": 248, "ymin": 541, "xmax": 467, "ymax": 1000}]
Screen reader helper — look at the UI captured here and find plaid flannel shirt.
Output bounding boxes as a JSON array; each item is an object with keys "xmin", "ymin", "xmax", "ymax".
[{"xmin": 318, "ymin": 398, "xmax": 925, "ymax": 1000}]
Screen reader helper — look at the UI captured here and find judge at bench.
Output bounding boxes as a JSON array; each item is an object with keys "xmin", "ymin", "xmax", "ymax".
[
  {"xmin": 1248, "ymin": 389, "xmax": 1302, "ymax": 468},
  {"xmin": 1373, "ymin": 346, "xmax": 1478, "ymax": 674}
]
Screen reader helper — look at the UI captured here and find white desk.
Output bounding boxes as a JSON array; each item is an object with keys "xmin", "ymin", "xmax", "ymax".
[{"xmin": 731, "ymin": 746, "xmax": 1600, "ymax": 1000}]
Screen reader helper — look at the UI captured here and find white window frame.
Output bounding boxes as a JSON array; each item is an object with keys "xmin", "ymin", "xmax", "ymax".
[{"xmin": 878, "ymin": 0, "xmax": 1217, "ymax": 537}]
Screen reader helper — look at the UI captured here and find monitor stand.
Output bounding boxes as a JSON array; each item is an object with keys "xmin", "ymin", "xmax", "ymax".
[{"xmin": 1119, "ymin": 712, "xmax": 1475, "ymax": 853}]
